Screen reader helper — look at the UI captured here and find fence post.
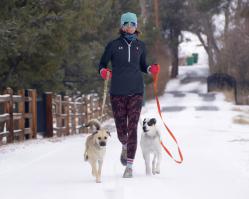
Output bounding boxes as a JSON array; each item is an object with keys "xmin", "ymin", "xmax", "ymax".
[
  {"xmin": 71, "ymin": 100, "xmax": 76, "ymax": 134},
  {"xmin": 5, "ymin": 88, "xmax": 14, "ymax": 143},
  {"xmin": 96, "ymin": 95, "xmax": 101, "ymax": 120},
  {"xmin": 92, "ymin": 94, "xmax": 97, "ymax": 119},
  {"xmin": 90, "ymin": 95, "xmax": 94, "ymax": 120},
  {"xmin": 64, "ymin": 96, "xmax": 70, "ymax": 135},
  {"xmin": 55, "ymin": 95, "xmax": 62, "ymax": 136},
  {"xmin": 18, "ymin": 89, "xmax": 25, "ymax": 141},
  {"xmin": 83, "ymin": 96, "xmax": 89, "ymax": 133},
  {"xmin": 79, "ymin": 96, "xmax": 84, "ymax": 133},
  {"xmin": 44, "ymin": 92, "xmax": 53, "ymax": 138},
  {"xmin": 29, "ymin": 89, "xmax": 37, "ymax": 139}
]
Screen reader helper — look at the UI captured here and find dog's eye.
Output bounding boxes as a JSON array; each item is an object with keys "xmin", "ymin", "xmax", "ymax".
[
  {"xmin": 104, "ymin": 136, "xmax": 107, "ymax": 139},
  {"xmin": 148, "ymin": 121, "xmax": 153, "ymax": 126},
  {"xmin": 98, "ymin": 137, "xmax": 101, "ymax": 140}
]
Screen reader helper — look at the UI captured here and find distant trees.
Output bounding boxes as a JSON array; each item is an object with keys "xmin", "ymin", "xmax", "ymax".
[
  {"xmin": 0, "ymin": 0, "xmax": 152, "ymax": 95},
  {"xmin": 1, "ymin": 0, "xmax": 247, "ymax": 101},
  {"xmin": 0, "ymin": 0, "xmax": 72, "ymax": 93},
  {"xmin": 184, "ymin": 0, "xmax": 249, "ymax": 81},
  {"xmin": 158, "ymin": 0, "xmax": 248, "ymax": 80},
  {"xmin": 185, "ymin": 0, "xmax": 249, "ymax": 103},
  {"xmin": 215, "ymin": 0, "xmax": 249, "ymax": 82}
]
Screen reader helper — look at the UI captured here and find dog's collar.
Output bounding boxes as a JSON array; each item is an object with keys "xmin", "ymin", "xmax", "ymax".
[{"xmin": 144, "ymin": 132, "xmax": 158, "ymax": 139}]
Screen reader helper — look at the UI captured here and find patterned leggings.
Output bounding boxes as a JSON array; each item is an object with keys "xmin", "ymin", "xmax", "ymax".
[{"xmin": 110, "ymin": 95, "xmax": 143, "ymax": 159}]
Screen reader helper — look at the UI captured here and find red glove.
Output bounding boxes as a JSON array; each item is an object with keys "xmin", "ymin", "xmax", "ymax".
[
  {"xmin": 100, "ymin": 68, "xmax": 112, "ymax": 80},
  {"xmin": 149, "ymin": 64, "xmax": 160, "ymax": 75}
]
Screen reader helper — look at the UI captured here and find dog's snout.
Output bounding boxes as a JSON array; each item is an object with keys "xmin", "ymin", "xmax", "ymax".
[
  {"xmin": 99, "ymin": 141, "xmax": 106, "ymax": 147},
  {"xmin": 143, "ymin": 126, "xmax": 148, "ymax": 132}
]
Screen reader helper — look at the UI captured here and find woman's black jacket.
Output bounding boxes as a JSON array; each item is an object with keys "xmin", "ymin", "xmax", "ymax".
[{"xmin": 99, "ymin": 36, "xmax": 150, "ymax": 96}]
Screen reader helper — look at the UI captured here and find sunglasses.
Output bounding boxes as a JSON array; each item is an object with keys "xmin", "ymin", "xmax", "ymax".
[{"xmin": 123, "ymin": 21, "xmax": 136, "ymax": 27}]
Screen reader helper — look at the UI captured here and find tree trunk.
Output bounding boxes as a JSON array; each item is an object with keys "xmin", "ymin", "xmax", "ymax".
[
  {"xmin": 153, "ymin": 0, "xmax": 160, "ymax": 28},
  {"xmin": 199, "ymin": 15, "xmax": 220, "ymax": 72},
  {"xmin": 170, "ymin": 43, "xmax": 179, "ymax": 78},
  {"xmin": 169, "ymin": 28, "xmax": 180, "ymax": 78}
]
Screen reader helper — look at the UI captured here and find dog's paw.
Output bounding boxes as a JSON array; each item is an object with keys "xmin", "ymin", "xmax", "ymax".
[
  {"xmin": 153, "ymin": 169, "xmax": 160, "ymax": 175},
  {"xmin": 146, "ymin": 170, "xmax": 152, "ymax": 176},
  {"xmin": 152, "ymin": 168, "xmax": 160, "ymax": 175},
  {"xmin": 96, "ymin": 178, "xmax": 101, "ymax": 183}
]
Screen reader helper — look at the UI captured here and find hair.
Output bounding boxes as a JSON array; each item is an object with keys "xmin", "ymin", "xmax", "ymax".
[{"xmin": 119, "ymin": 28, "xmax": 141, "ymax": 35}]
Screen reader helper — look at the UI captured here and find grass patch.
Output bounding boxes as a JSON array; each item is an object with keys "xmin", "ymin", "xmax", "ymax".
[
  {"xmin": 222, "ymin": 90, "xmax": 235, "ymax": 102},
  {"xmin": 233, "ymin": 115, "xmax": 249, "ymax": 125},
  {"xmin": 232, "ymin": 107, "xmax": 249, "ymax": 114}
]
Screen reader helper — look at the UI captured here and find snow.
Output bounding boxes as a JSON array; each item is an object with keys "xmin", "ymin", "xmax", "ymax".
[
  {"xmin": 179, "ymin": 31, "xmax": 207, "ymax": 60},
  {"xmin": 1, "ymin": 32, "xmax": 249, "ymax": 199},
  {"xmin": 212, "ymin": 13, "xmax": 225, "ymax": 38}
]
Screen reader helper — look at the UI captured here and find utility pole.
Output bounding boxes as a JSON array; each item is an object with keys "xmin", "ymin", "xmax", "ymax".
[
  {"xmin": 139, "ymin": 0, "xmax": 147, "ymax": 24},
  {"xmin": 154, "ymin": 0, "xmax": 160, "ymax": 28}
]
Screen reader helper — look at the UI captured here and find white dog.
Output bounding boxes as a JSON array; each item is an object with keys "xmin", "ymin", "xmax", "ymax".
[
  {"xmin": 140, "ymin": 118, "xmax": 162, "ymax": 175},
  {"xmin": 84, "ymin": 119, "xmax": 111, "ymax": 183}
]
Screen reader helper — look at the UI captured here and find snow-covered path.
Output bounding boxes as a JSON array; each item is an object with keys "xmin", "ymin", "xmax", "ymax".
[{"xmin": 1, "ymin": 32, "xmax": 249, "ymax": 199}]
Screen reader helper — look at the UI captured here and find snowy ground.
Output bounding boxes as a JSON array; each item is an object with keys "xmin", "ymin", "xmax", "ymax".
[{"xmin": 1, "ymin": 32, "xmax": 249, "ymax": 199}]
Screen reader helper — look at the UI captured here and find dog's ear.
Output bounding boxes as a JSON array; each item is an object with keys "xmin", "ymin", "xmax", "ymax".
[
  {"xmin": 148, "ymin": 118, "xmax": 156, "ymax": 126},
  {"xmin": 143, "ymin": 118, "xmax": 146, "ymax": 125},
  {"xmin": 152, "ymin": 118, "xmax": 157, "ymax": 124},
  {"xmin": 107, "ymin": 131, "xmax": 111, "ymax": 137}
]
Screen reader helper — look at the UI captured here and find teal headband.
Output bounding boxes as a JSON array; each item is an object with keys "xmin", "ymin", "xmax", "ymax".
[{"xmin": 120, "ymin": 12, "xmax": 137, "ymax": 27}]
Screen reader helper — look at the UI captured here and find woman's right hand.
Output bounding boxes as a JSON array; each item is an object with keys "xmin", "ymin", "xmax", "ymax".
[{"xmin": 100, "ymin": 68, "xmax": 112, "ymax": 80}]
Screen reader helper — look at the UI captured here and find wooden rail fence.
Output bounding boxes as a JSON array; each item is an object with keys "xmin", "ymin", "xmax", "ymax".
[
  {"xmin": 51, "ymin": 93, "xmax": 108, "ymax": 137},
  {"xmin": 0, "ymin": 88, "xmax": 37, "ymax": 145},
  {"xmin": 0, "ymin": 89, "xmax": 109, "ymax": 145}
]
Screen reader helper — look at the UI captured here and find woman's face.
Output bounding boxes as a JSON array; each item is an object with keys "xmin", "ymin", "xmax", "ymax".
[{"xmin": 121, "ymin": 22, "xmax": 136, "ymax": 34}]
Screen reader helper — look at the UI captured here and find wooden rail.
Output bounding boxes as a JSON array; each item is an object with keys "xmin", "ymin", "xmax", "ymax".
[
  {"xmin": 0, "ymin": 88, "xmax": 37, "ymax": 145},
  {"xmin": 51, "ymin": 93, "xmax": 108, "ymax": 136},
  {"xmin": 0, "ymin": 88, "xmax": 109, "ymax": 145}
]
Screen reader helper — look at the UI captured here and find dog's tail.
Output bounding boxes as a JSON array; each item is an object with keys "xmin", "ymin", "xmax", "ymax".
[{"xmin": 85, "ymin": 119, "xmax": 101, "ymax": 130}]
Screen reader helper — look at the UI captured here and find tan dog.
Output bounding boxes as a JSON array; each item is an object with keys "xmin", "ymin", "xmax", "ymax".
[{"xmin": 84, "ymin": 119, "xmax": 111, "ymax": 183}]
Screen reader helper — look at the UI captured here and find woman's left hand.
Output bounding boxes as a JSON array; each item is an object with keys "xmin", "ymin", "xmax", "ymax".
[{"xmin": 149, "ymin": 64, "xmax": 160, "ymax": 75}]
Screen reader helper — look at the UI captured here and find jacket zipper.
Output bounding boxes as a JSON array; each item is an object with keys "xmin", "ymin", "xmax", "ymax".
[
  {"xmin": 123, "ymin": 39, "xmax": 132, "ymax": 63},
  {"xmin": 128, "ymin": 43, "xmax": 131, "ymax": 62}
]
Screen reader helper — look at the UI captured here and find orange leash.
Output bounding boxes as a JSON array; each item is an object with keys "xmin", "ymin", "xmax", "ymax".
[{"xmin": 152, "ymin": 65, "xmax": 183, "ymax": 164}]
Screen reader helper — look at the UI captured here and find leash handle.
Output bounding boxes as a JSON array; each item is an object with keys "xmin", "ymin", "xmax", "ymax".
[
  {"xmin": 152, "ymin": 65, "xmax": 183, "ymax": 164},
  {"xmin": 100, "ymin": 71, "xmax": 110, "ymax": 122}
]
